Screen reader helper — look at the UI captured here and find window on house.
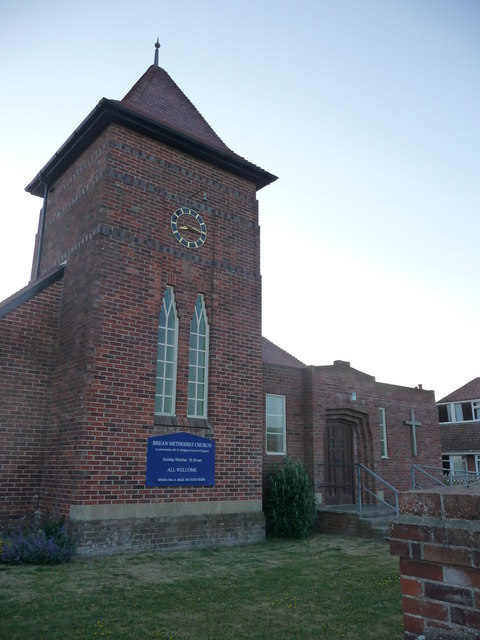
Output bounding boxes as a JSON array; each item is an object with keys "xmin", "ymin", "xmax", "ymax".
[
  {"xmin": 474, "ymin": 402, "xmax": 480, "ymax": 420},
  {"xmin": 449, "ymin": 455, "xmax": 468, "ymax": 480},
  {"xmin": 379, "ymin": 408, "xmax": 388, "ymax": 458},
  {"xmin": 155, "ymin": 287, "xmax": 178, "ymax": 415},
  {"xmin": 438, "ymin": 401, "xmax": 479, "ymax": 423},
  {"xmin": 187, "ymin": 295, "xmax": 209, "ymax": 418},
  {"xmin": 475, "ymin": 455, "xmax": 480, "ymax": 474},
  {"xmin": 438, "ymin": 405, "xmax": 450, "ymax": 423},
  {"xmin": 442, "ymin": 455, "xmax": 450, "ymax": 477},
  {"xmin": 456, "ymin": 403, "xmax": 473, "ymax": 421},
  {"xmin": 266, "ymin": 394, "xmax": 286, "ymax": 455}
]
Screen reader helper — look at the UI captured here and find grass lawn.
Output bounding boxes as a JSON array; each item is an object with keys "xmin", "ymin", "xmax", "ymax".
[{"xmin": 0, "ymin": 534, "xmax": 403, "ymax": 640}]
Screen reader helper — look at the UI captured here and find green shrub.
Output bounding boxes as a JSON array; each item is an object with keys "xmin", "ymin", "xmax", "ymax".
[
  {"xmin": 265, "ymin": 459, "xmax": 318, "ymax": 538},
  {"xmin": 1, "ymin": 517, "xmax": 73, "ymax": 565}
]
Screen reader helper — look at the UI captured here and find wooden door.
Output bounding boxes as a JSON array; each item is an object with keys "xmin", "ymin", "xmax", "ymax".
[{"xmin": 324, "ymin": 421, "xmax": 355, "ymax": 505}]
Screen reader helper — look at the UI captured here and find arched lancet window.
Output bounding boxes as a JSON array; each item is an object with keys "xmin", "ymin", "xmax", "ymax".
[
  {"xmin": 155, "ymin": 287, "xmax": 178, "ymax": 416},
  {"xmin": 188, "ymin": 295, "xmax": 209, "ymax": 418}
]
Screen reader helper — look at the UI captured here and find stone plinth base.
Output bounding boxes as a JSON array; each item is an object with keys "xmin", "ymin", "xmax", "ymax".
[{"xmin": 70, "ymin": 501, "xmax": 265, "ymax": 556}]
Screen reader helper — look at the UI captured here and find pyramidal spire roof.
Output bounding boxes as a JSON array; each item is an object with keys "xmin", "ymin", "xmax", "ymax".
[
  {"xmin": 121, "ymin": 65, "xmax": 231, "ymax": 155},
  {"xmin": 26, "ymin": 62, "xmax": 277, "ymax": 196}
]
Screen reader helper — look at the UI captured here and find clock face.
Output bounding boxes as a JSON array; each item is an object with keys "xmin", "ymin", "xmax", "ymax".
[{"xmin": 170, "ymin": 207, "xmax": 207, "ymax": 249}]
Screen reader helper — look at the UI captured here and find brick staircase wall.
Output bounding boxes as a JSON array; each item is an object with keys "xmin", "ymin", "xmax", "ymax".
[
  {"xmin": 317, "ymin": 510, "xmax": 388, "ymax": 540},
  {"xmin": 390, "ymin": 487, "xmax": 480, "ymax": 640}
]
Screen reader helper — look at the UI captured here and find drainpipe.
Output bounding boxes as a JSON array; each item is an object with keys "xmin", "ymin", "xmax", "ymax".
[{"xmin": 34, "ymin": 180, "xmax": 48, "ymax": 279}]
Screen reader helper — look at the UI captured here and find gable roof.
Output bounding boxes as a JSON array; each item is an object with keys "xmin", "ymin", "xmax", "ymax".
[
  {"xmin": 262, "ymin": 337, "xmax": 305, "ymax": 368},
  {"xmin": 26, "ymin": 67, "xmax": 277, "ymax": 196},
  {"xmin": 121, "ymin": 66, "xmax": 231, "ymax": 154},
  {"xmin": 438, "ymin": 378, "xmax": 480, "ymax": 403}
]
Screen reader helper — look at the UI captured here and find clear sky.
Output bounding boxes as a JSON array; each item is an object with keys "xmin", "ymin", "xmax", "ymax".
[{"xmin": 1, "ymin": 0, "xmax": 479, "ymax": 400}]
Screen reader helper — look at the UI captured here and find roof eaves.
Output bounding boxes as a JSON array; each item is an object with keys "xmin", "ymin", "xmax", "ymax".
[{"xmin": 26, "ymin": 100, "xmax": 278, "ymax": 196}]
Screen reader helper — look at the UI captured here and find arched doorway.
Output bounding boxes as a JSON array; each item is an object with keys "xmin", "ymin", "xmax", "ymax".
[{"xmin": 323, "ymin": 409, "xmax": 374, "ymax": 506}]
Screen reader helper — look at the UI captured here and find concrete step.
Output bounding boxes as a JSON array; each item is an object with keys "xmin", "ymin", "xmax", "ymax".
[
  {"xmin": 318, "ymin": 506, "xmax": 397, "ymax": 542},
  {"xmin": 359, "ymin": 515, "xmax": 395, "ymax": 526},
  {"xmin": 360, "ymin": 513, "xmax": 396, "ymax": 541}
]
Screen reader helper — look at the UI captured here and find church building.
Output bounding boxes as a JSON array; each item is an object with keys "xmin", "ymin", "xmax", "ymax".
[
  {"xmin": 0, "ymin": 51, "xmax": 441, "ymax": 554},
  {"xmin": 261, "ymin": 340, "xmax": 441, "ymax": 506}
]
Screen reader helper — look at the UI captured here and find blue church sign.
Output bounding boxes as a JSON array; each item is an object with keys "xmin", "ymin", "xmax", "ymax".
[{"xmin": 145, "ymin": 432, "xmax": 215, "ymax": 487}]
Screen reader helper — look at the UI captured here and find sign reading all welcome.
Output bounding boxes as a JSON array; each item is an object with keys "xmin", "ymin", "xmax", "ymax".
[{"xmin": 145, "ymin": 432, "xmax": 215, "ymax": 487}]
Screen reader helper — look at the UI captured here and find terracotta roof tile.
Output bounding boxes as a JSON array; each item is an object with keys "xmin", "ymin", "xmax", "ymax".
[
  {"xmin": 121, "ymin": 65, "xmax": 231, "ymax": 154},
  {"xmin": 262, "ymin": 337, "xmax": 305, "ymax": 368},
  {"xmin": 438, "ymin": 378, "xmax": 480, "ymax": 403}
]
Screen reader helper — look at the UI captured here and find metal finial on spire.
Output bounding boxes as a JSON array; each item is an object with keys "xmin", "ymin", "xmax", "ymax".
[{"xmin": 154, "ymin": 38, "xmax": 160, "ymax": 66}]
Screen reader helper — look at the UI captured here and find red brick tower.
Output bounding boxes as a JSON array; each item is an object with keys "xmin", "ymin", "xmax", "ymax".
[{"xmin": 1, "ymin": 56, "xmax": 276, "ymax": 554}]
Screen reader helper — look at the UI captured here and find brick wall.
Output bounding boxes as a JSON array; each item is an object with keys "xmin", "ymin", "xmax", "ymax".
[
  {"xmin": 261, "ymin": 359, "xmax": 441, "ymax": 507},
  {"xmin": 72, "ymin": 512, "xmax": 265, "ymax": 556},
  {"xmin": 390, "ymin": 486, "xmax": 480, "ymax": 640},
  {"xmin": 26, "ymin": 121, "xmax": 264, "ymax": 536},
  {"xmin": 0, "ymin": 278, "xmax": 63, "ymax": 522},
  {"xmin": 262, "ymin": 363, "xmax": 307, "ymax": 485},
  {"xmin": 311, "ymin": 363, "xmax": 441, "ymax": 495}
]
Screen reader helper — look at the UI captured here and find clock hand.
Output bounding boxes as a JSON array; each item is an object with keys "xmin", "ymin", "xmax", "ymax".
[
  {"xmin": 178, "ymin": 225, "xmax": 202, "ymax": 234},
  {"xmin": 178, "ymin": 224, "xmax": 202, "ymax": 234}
]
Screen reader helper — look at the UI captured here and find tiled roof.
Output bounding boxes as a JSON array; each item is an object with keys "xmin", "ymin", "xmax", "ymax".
[
  {"xmin": 440, "ymin": 422, "xmax": 480, "ymax": 453},
  {"xmin": 438, "ymin": 378, "xmax": 480, "ymax": 403},
  {"xmin": 27, "ymin": 66, "xmax": 277, "ymax": 197},
  {"xmin": 121, "ymin": 65, "xmax": 231, "ymax": 154},
  {"xmin": 262, "ymin": 337, "xmax": 305, "ymax": 368}
]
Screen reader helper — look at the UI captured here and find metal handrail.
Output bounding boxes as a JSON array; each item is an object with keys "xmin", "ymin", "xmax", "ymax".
[
  {"xmin": 412, "ymin": 464, "xmax": 480, "ymax": 489},
  {"xmin": 318, "ymin": 462, "xmax": 399, "ymax": 517},
  {"xmin": 357, "ymin": 463, "xmax": 399, "ymax": 517},
  {"xmin": 411, "ymin": 464, "xmax": 445, "ymax": 489}
]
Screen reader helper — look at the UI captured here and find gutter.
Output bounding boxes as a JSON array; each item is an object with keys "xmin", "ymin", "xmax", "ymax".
[{"xmin": 34, "ymin": 181, "xmax": 48, "ymax": 279}]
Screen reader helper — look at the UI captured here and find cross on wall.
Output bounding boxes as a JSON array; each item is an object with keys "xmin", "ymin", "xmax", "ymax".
[{"xmin": 404, "ymin": 409, "xmax": 422, "ymax": 457}]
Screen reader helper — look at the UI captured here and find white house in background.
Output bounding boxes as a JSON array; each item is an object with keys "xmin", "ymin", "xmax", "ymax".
[{"xmin": 437, "ymin": 378, "xmax": 480, "ymax": 480}]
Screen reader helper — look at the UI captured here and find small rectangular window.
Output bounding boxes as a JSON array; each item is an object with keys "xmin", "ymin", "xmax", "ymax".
[
  {"xmin": 473, "ymin": 402, "xmax": 480, "ymax": 420},
  {"xmin": 379, "ymin": 408, "xmax": 388, "ymax": 458},
  {"xmin": 266, "ymin": 394, "xmax": 286, "ymax": 455},
  {"xmin": 475, "ymin": 454, "xmax": 480, "ymax": 474},
  {"xmin": 450, "ymin": 455, "xmax": 468, "ymax": 480},
  {"xmin": 446, "ymin": 404, "xmax": 454, "ymax": 422},
  {"xmin": 454, "ymin": 403, "xmax": 464, "ymax": 421},
  {"xmin": 438, "ymin": 405, "xmax": 449, "ymax": 423},
  {"xmin": 461, "ymin": 402, "xmax": 473, "ymax": 421}
]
